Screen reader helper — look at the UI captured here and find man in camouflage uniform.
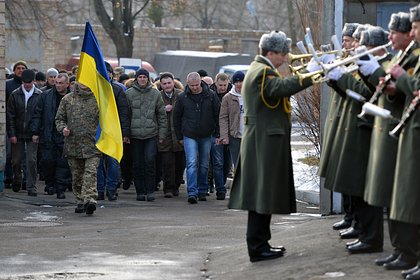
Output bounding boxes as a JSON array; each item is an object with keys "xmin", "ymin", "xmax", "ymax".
[{"xmin": 55, "ymin": 82, "xmax": 100, "ymax": 215}]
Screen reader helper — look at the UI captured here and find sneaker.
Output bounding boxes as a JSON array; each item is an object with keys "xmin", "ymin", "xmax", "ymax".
[
  {"xmin": 216, "ymin": 192, "xmax": 226, "ymax": 200},
  {"xmin": 97, "ymin": 192, "xmax": 105, "ymax": 200},
  {"xmin": 198, "ymin": 194, "xmax": 207, "ymax": 201},
  {"xmin": 188, "ymin": 196, "xmax": 197, "ymax": 204},
  {"xmin": 147, "ymin": 193, "xmax": 155, "ymax": 202},
  {"xmin": 75, "ymin": 204, "xmax": 85, "ymax": 213},
  {"xmin": 136, "ymin": 194, "xmax": 146, "ymax": 201},
  {"xmin": 85, "ymin": 203, "xmax": 96, "ymax": 215}
]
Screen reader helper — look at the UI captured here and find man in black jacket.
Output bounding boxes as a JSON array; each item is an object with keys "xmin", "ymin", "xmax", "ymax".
[
  {"xmin": 32, "ymin": 73, "xmax": 72, "ymax": 199},
  {"xmin": 173, "ymin": 72, "xmax": 220, "ymax": 204},
  {"xmin": 7, "ymin": 69, "xmax": 42, "ymax": 196}
]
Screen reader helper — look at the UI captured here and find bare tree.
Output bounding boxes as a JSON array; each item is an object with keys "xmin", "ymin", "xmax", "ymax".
[{"xmin": 92, "ymin": 0, "xmax": 150, "ymax": 58}]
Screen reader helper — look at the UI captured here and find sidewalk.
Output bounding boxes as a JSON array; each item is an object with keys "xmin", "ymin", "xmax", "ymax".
[{"xmin": 0, "ymin": 185, "xmax": 403, "ymax": 280}]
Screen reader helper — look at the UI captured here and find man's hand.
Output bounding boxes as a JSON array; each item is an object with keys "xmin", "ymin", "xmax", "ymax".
[
  {"xmin": 9, "ymin": 136, "xmax": 17, "ymax": 144},
  {"xmin": 389, "ymin": 64, "xmax": 406, "ymax": 80},
  {"xmin": 32, "ymin": 135, "xmax": 39, "ymax": 143},
  {"xmin": 379, "ymin": 78, "xmax": 396, "ymax": 96},
  {"xmin": 165, "ymin": 104, "xmax": 173, "ymax": 112},
  {"xmin": 178, "ymin": 140, "xmax": 183, "ymax": 145},
  {"xmin": 215, "ymin": 138, "xmax": 222, "ymax": 145},
  {"xmin": 63, "ymin": 127, "xmax": 70, "ymax": 137},
  {"xmin": 159, "ymin": 138, "xmax": 164, "ymax": 144},
  {"xmin": 123, "ymin": 137, "xmax": 130, "ymax": 144},
  {"xmin": 222, "ymin": 138, "xmax": 229, "ymax": 145}
]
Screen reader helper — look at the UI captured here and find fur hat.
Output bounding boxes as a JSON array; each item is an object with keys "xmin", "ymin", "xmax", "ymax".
[
  {"xmin": 13, "ymin": 60, "xmax": 28, "ymax": 71},
  {"xmin": 389, "ymin": 12, "xmax": 411, "ymax": 33},
  {"xmin": 259, "ymin": 31, "xmax": 291, "ymax": 54},
  {"xmin": 46, "ymin": 68, "xmax": 58, "ymax": 77},
  {"xmin": 342, "ymin": 23, "xmax": 359, "ymax": 37},
  {"xmin": 21, "ymin": 69, "xmax": 35, "ymax": 83},
  {"xmin": 359, "ymin": 26, "xmax": 389, "ymax": 47},
  {"xmin": 410, "ymin": 4, "xmax": 420, "ymax": 22},
  {"xmin": 352, "ymin": 24, "xmax": 369, "ymax": 41},
  {"xmin": 232, "ymin": 71, "xmax": 245, "ymax": 83},
  {"xmin": 135, "ymin": 68, "xmax": 149, "ymax": 78}
]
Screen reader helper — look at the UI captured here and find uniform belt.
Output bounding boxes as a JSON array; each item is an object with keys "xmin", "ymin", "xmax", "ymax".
[{"xmin": 244, "ymin": 116, "xmax": 256, "ymax": 125}]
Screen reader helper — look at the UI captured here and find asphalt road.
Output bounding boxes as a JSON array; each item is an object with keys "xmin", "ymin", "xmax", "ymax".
[{"xmin": 0, "ymin": 184, "xmax": 404, "ymax": 280}]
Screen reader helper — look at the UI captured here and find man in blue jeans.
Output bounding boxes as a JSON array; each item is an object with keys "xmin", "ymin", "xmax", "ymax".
[
  {"xmin": 173, "ymin": 72, "xmax": 220, "ymax": 204},
  {"xmin": 96, "ymin": 63, "xmax": 130, "ymax": 201}
]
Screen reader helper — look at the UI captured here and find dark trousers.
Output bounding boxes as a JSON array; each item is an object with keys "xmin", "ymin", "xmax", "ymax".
[
  {"xmin": 246, "ymin": 211, "xmax": 272, "ymax": 255},
  {"xmin": 131, "ymin": 137, "xmax": 157, "ymax": 195},
  {"xmin": 161, "ymin": 151, "xmax": 185, "ymax": 194},
  {"xmin": 387, "ymin": 207, "xmax": 419, "ymax": 262},
  {"xmin": 40, "ymin": 143, "xmax": 71, "ymax": 193},
  {"xmin": 120, "ymin": 143, "xmax": 133, "ymax": 186},
  {"xmin": 353, "ymin": 196, "xmax": 383, "ymax": 247}
]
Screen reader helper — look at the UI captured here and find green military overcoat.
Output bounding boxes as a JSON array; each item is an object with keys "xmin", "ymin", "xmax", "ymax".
[
  {"xmin": 228, "ymin": 55, "xmax": 312, "ymax": 214},
  {"xmin": 323, "ymin": 73, "xmax": 373, "ymax": 197},
  {"xmin": 363, "ymin": 50, "xmax": 419, "ymax": 207},
  {"xmin": 390, "ymin": 59, "xmax": 420, "ymax": 224}
]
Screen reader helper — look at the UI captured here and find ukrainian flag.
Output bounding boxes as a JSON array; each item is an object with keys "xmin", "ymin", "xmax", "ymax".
[{"xmin": 76, "ymin": 22, "xmax": 123, "ymax": 162}]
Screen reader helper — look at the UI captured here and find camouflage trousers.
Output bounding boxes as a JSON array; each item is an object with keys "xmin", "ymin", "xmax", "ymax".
[{"xmin": 67, "ymin": 156, "xmax": 100, "ymax": 205}]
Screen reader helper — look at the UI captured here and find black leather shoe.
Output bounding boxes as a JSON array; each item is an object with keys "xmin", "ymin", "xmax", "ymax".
[
  {"xmin": 402, "ymin": 266, "xmax": 419, "ymax": 279},
  {"xmin": 85, "ymin": 203, "xmax": 96, "ymax": 215},
  {"xmin": 47, "ymin": 186, "xmax": 55, "ymax": 195},
  {"xmin": 407, "ymin": 268, "xmax": 420, "ymax": 280},
  {"xmin": 198, "ymin": 194, "xmax": 207, "ymax": 201},
  {"xmin": 375, "ymin": 253, "xmax": 398, "ymax": 266},
  {"xmin": 383, "ymin": 255, "xmax": 416, "ymax": 270},
  {"xmin": 107, "ymin": 192, "xmax": 117, "ymax": 201},
  {"xmin": 12, "ymin": 183, "xmax": 21, "ymax": 193},
  {"xmin": 216, "ymin": 192, "xmax": 226, "ymax": 200},
  {"xmin": 345, "ymin": 239, "xmax": 359, "ymax": 248},
  {"xmin": 340, "ymin": 227, "xmax": 360, "ymax": 239},
  {"xmin": 27, "ymin": 190, "xmax": 37, "ymax": 197},
  {"xmin": 347, "ymin": 241, "xmax": 382, "ymax": 254},
  {"xmin": 97, "ymin": 192, "xmax": 105, "ymax": 200},
  {"xmin": 56, "ymin": 192, "xmax": 66, "ymax": 199},
  {"xmin": 249, "ymin": 248, "xmax": 284, "ymax": 263},
  {"xmin": 188, "ymin": 196, "xmax": 197, "ymax": 204},
  {"xmin": 333, "ymin": 219, "xmax": 352, "ymax": 230}
]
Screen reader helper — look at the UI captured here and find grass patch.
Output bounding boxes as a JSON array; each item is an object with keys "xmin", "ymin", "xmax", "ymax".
[{"xmin": 298, "ymin": 156, "xmax": 319, "ymax": 166}]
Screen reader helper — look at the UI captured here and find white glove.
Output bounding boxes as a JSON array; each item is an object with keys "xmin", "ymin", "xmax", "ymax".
[
  {"xmin": 306, "ymin": 58, "xmax": 322, "ymax": 72},
  {"xmin": 356, "ymin": 54, "xmax": 380, "ymax": 76},
  {"xmin": 319, "ymin": 53, "xmax": 336, "ymax": 64},
  {"xmin": 327, "ymin": 66, "xmax": 344, "ymax": 81}
]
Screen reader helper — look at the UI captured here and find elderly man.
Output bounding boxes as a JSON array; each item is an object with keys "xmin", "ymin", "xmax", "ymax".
[{"xmin": 228, "ymin": 31, "xmax": 314, "ymax": 262}]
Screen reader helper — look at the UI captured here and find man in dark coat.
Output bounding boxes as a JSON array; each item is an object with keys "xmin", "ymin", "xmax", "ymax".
[
  {"xmin": 228, "ymin": 31, "xmax": 314, "ymax": 262},
  {"xmin": 32, "ymin": 73, "xmax": 72, "ymax": 199}
]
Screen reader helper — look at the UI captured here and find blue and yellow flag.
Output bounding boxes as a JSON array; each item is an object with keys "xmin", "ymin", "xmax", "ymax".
[{"xmin": 76, "ymin": 22, "xmax": 123, "ymax": 162}]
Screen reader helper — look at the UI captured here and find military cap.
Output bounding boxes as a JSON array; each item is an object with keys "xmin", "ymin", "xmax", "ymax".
[
  {"xmin": 359, "ymin": 26, "xmax": 389, "ymax": 47},
  {"xmin": 410, "ymin": 4, "xmax": 420, "ymax": 22},
  {"xmin": 342, "ymin": 23, "xmax": 359, "ymax": 37},
  {"xmin": 389, "ymin": 12, "xmax": 411, "ymax": 33},
  {"xmin": 259, "ymin": 31, "xmax": 291, "ymax": 54}
]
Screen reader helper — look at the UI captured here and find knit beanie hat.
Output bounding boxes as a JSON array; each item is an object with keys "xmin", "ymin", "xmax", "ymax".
[
  {"xmin": 13, "ymin": 60, "xmax": 28, "ymax": 71},
  {"xmin": 232, "ymin": 71, "xmax": 245, "ymax": 83},
  {"xmin": 135, "ymin": 68, "xmax": 149, "ymax": 78},
  {"xmin": 259, "ymin": 31, "xmax": 291, "ymax": 54},
  {"xmin": 410, "ymin": 4, "xmax": 420, "ymax": 22},
  {"xmin": 359, "ymin": 26, "xmax": 389, "ymax": 47},
  {"xmin": 35, "ymin": 71, "xmax": 46, "ymax": 81},
  {"xmin": 342, "ymin": 23, "xmax": 359, "ymax": 37},
  {"xmin": 389, "ymin": 12, "xmax": 411, "ymax": 33},
  {"xmin": 197, "ymin": 69, "xmax": 208, "ymax": 77},
  {"xmin": 46, "ymin": 68, "xmax": 58, "ymax": 77}
]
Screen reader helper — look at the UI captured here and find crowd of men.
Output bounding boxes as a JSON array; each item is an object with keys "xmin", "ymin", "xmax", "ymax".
[
  {"xmin": 4, "ymin": 57, "xmax": 245, "ymax": 213},
  {"xmin": 3, "ymin": 3, "xmax": 420, "ymax": 269}
]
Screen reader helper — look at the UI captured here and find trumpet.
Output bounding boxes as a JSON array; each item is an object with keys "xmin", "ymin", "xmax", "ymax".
[
  {"xmin": 346, "ymin": 90, "xmax": 399, "ymax": 120},
  {"xmin": 288, "ymin": 50, "xmax": 340, "ymax": 65}
]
